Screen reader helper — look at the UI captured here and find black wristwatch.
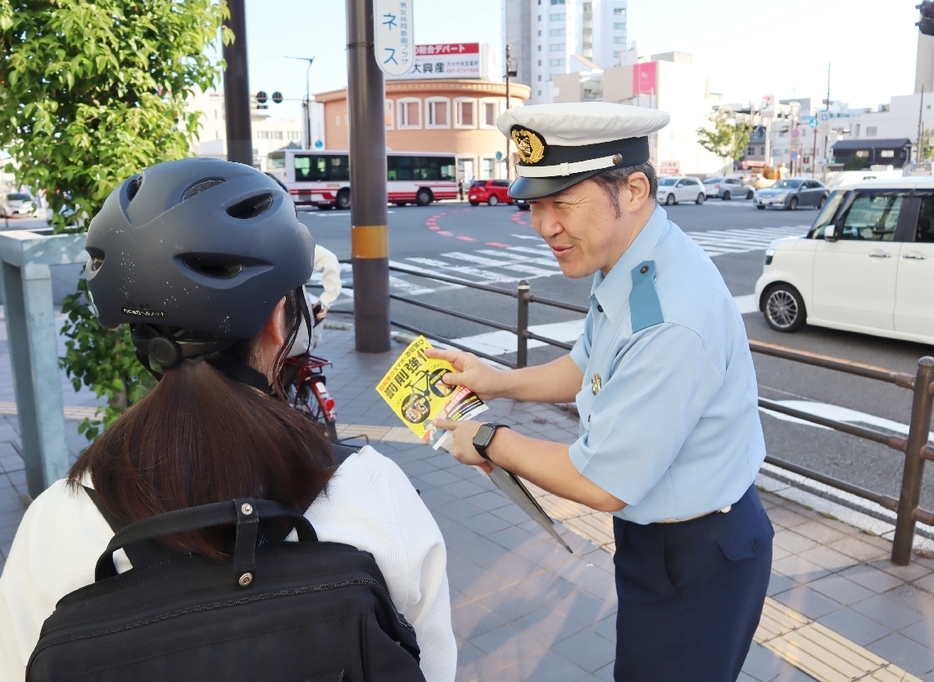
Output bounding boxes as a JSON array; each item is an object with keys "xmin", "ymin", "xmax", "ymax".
[{"xmin": 472, "ymin": 423, "xmax": 510, "ymax": 461}]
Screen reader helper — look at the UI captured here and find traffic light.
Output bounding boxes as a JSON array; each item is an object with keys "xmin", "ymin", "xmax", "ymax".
[{"xmin": 918, "ymin": 1, "xmax": 934, "ymax": 36}]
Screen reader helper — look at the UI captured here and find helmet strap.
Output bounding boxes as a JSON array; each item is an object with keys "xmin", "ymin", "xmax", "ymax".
[{"xmin": 205, "ymin": 356, "xmax": 273, "ymax": 395}]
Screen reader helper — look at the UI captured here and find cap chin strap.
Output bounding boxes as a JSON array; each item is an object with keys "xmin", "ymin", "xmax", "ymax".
[{"xmin": 516, "ymin": 154, "xmax": 621, "ymax": 178}]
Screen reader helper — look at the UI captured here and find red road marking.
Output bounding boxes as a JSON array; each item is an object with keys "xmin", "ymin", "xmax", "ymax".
[
  {"xmin": 437, "ymin": 230, "xmax": 453, "ymax": 236},
  {"xmin": 485, "ymin": 241, "xmax": 511, "ymax": 248},
  {"xmin": 456, "ymin": 235, "xmax": 477, "ymax": 242}
]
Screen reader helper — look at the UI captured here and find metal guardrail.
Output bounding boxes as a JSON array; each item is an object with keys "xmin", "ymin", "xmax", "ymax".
[{"xmin": 323, "ymin": 263, "xmax": 934, "ymax": 565}]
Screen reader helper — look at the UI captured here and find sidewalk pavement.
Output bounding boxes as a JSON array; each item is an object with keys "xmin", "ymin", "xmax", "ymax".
[{"xmin": 1, "ymin": 323, "xmax": 933, "ymax": 681}]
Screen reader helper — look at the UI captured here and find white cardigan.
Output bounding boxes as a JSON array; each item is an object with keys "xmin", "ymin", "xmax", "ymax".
[{"xmin": 0, "ymin": 446, "xmax": 456, "ymax": 682}]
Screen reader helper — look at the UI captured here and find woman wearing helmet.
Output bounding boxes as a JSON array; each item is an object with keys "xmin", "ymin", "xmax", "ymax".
[{"xmin": 0, "ymin": 159, "xmax": 456, "ymax": 681}]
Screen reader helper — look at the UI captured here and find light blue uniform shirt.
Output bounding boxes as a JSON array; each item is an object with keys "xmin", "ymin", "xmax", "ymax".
[{"xmin": 569, "ymin": 205, "xmax": 766, "ymax": 525}]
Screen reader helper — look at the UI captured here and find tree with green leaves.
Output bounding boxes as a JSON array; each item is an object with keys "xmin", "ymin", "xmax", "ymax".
[
  {"xmin": 919, "ymin": 128, "xmax": 934, "ymax": 164},
  {"xmin": 696, "ymin": 110, "xmax": 754, "ymax": 175},
  {"xmin": 0, "ymin": 1, "xmax": 230, "ymax": 438}
]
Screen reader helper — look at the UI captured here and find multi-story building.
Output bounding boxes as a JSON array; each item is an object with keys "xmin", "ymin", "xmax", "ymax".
[{"xmin": 503, "ymin": 0, "xmax": 628, "ymax": 105}]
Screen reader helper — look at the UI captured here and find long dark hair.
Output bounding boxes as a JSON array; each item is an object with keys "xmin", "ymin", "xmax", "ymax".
[{"xmin": 68, "ymin": 288, "xmax": 334, "ymax": 560}]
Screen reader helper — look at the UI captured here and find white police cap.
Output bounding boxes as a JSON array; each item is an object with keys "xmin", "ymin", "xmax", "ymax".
[{"xmin": 496, "ymin": 102, "xmax": 670, "ymax": 199}]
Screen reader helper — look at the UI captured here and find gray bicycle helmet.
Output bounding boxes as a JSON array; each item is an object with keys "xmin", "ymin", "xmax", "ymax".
[{"xmin": 85, "ymin": 158, "xmax": 314, "ymax": 362}]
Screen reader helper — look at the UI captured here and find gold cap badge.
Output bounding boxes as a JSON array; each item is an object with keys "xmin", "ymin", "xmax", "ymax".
[
  {"xmin": 591, "ymin": 373, "xmax": 602, "ymax": 395},
  {"xmin": 511, "ymin": 127, "xmax": 546, "ymax": 164}
]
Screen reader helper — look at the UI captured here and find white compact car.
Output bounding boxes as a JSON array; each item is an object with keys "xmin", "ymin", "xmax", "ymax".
[
  {"xmin": 656, "ymin": 176, "xmax": 706, "ymax": 205},
  {"xmin": 754, "ymin": 177, "xmax": 934, "ymax": 345}
]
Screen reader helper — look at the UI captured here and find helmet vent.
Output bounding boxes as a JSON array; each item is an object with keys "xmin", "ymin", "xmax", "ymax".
[
  {"xmin": 126, "ymin": 176, "xmax": 142, "ymax": 202},
  {"xmin": 226, "ymin": 193, "xmax": 273, "ymax": 220},
  {"xmin": 182, "ymin": 256, "xmax": 244, "ymax": 279},
  {"xmin": 181, "ymin": 178, "xmax": 226, "ymax": 202}
]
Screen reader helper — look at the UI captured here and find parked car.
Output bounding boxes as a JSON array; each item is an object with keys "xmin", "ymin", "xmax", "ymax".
[
  {"xmin": 754, "ymin": 177, "xmax": 934, "ymax": 345},
  {"xmin": 755, "ymin": 178, "xmax": 828, "ymax": 210},
  {"xmin": 514, "ymin": 197, "xmax": 530, "ymax": 211},
  {"xmin": 468, "ymin": 179, "xmax": 513, "ymax": 206},
  {"xmin": 656, "ymin": 176, "xmax": 706, "ymax": 205},
  {"xmin": 0, "ymin": 192, "xmax": 40, "ymax": 218}
]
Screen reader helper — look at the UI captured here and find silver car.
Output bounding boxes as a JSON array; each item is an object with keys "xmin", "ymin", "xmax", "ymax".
[
  {"xmin": 704, "ymin": 177, "xmax": 754, "ymax": 201},
  {"xmin": 0, "ymin": 192, "xmax": 39, "ymax": 218},
  {"xmin": 755, "ymin": 179, "xmax": 828, "ymax": 210}
]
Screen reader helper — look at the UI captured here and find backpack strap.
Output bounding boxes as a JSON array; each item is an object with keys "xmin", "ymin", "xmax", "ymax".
[
  {"xmin": 330, "ymin": 442, "xmax": 358, "ymax": 465},
  {"xmin": 84, "ymin": 486, "xmax": 184, "ymax": 570}
]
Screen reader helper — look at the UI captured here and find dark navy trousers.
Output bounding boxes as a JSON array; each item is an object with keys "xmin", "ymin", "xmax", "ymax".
[{"xmin": 612, "ymin": 485, "xmax": 773, "ymax": 682}]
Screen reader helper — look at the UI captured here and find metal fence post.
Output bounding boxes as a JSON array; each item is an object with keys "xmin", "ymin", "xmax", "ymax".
[
  {"xmin": 1, "ymin": 260, "xmax": 69, "ymax": 498},
  {"xmin": 891, "ymin": 355, "xmax": 934, "ymax": 565},
  {"xmin": 516, "ymin": 280, "xmax": 529, "ymax": 368}
]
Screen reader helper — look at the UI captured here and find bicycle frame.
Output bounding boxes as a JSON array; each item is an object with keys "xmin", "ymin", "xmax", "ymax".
[{"xmin": 282, "ymin": 354, "xmax": 339, "ymax": 442}]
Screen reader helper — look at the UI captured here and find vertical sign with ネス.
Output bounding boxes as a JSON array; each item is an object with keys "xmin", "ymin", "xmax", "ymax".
[{"xmin": 374, "ymin": 0, "xmax": 415, "ymax": 77}]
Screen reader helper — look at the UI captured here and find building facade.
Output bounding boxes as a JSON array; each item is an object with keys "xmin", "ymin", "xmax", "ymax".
[
  {"xmin": 503, "ymin": 0, "xmax": 628, "ymax": 105},
  {"xmin": 187, "ymin": 90, "xmax": 305, "ymax": 170},
  {"xmin": 313, "ymin": 79, "xmax": 531, "ymax": 182}
]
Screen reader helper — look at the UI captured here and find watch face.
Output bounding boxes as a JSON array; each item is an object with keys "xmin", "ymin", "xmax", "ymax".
[{"xmin": 475, "ymin": 423, "xmax": 495, "ymax": 447}]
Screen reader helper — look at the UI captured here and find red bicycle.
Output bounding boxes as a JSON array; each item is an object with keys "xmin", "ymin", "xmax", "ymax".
[{"xmin": 281, "ymin": 354, "xmax": 339, "ymax": 443}]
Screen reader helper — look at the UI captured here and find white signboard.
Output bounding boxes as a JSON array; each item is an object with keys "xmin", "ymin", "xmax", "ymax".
[
  {"xmin": 386, "ymin": 43, "xmax": 481, "ymax": 80},
  {"xmin": 760, "ymin": 94, "xmax": 775, "ymax": 118},
  {"xmin": 374, "ymin": 0, "xmax": 414, "ymax": 77}
]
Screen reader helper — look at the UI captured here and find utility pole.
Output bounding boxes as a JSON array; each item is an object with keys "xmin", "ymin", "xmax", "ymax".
[
  {"xmin": 821, "ymin": 63, "xmax": 831, "ymax": 183},
  {"xmin": 222, "ymin": 0, "xmax": 253, "ymax": 166},
  {"xmin": 917, "ymin": 84, "xmax": 926, "ymax": 165},
  {"xmin": 286, "ymin": 56, "xmax": 315, "ymax": 150},
  {"xmin": 504, "ymin": 44, "xmax": 517, "ymax": 180},
  {"xmin": 347, "ymin": 0, "xmax": 390, "ymax": 352}
]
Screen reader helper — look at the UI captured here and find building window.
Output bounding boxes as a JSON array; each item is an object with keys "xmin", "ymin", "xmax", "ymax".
[
  {"xmin": 856, "ymin": 150, "xmax": 869, "ymax": 158},
  {"xmin": 613, "ymin": 7, "xmax": 626, "ymax": 14},
  {"xmin": 538, "ymin": 30, "xmax": 541, "ymax": 35},
  {"xmin": 538, "ymin": 59, "xmax": 542, "ymax": 65},
  {"xmin": 613, "ymin": 51, "xmax": 620, "ymax": 58},
  {"xmin": 613, "ymin": 36, "xmax": 625, "ymax": 43},
  {"xmin": 454, "ymin": 98, "xmax": 475, "ymax": 128},
  {"xmin": 385, "ymin": 99, "xmax": 394, "ymax": 129},
  {"xmin": 613, "ymin": 22, "xmax": 625, "ymax": 29},
  {"xmin": 398, "ymin": 98, "xmax": 420, "ymax": 128},
  {"xmin": 550, "ymin": 13, "xmax": 564, "ymax": 20},
  {"xmin": 481, "ymin": 157, "xmax": 496, "ymax": 179},
  {"xmin": 549, "ymin": 58, "xmax": 566, "ymax": 66},
  {"xmin": 550, "ymin": 0, "xmax": 565, "ymax": 4},
  {"xmin": 426, "ymin": 98, "xmax": 450, "ymax": 128},
  {"xmin": 538, "ymin": 75, "xmax": 542, "ymax": 81},
  {"xmin": 550, "ymin": 28, "xmax": 563, "ymax": 36},
  {"xmin": 880, "ymin": 149, "xmax": 895, "ymax": 158},
  {"xmin": 550, "ymin": 43, "xmax": 565, "ymax": 51},
  {"xmin": 480, "ymin": 100, "xmax": 498, "ymax": 127},
  {"xmin": 866, "ymin": 126, "xmax": 878, "ymax": 137}
]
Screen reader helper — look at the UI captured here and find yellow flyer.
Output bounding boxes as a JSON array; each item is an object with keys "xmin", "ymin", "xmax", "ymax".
[{"xmin": 376, "ymin": 336, "xmax": 488, "ymax": 449}]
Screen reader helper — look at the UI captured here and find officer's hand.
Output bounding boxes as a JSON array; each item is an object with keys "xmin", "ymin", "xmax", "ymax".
[
  {"xmin": 424, "ymin": 348, "xmax": 506, "ymax": 401},
  {"xmin": 433, "ymin": 418, "xmax": 492, "ymax": 473}
]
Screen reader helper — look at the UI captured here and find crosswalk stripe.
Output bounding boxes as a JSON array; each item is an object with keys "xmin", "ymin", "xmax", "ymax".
[
  {"xmin": 444, "ymin": 251, "xmax": 559, "ymax": 278},
  {"xmin": 477, "ymin": 249, "xmax": 560, "ymax": 269},
  {"xmin": 404, "ymin": 257, "xmax": 517, "ymax": 284}
]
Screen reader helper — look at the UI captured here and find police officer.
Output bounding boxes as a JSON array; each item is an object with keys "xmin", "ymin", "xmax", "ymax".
[{"xmin": 431, "ymin": 102, "xmax": 773, "ymax": 682}]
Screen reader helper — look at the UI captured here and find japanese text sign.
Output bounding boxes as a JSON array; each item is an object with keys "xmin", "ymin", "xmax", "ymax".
[
  {"xmin": 386, "ymin": 43, "xmax": 481, "ymax": 80},
  {"xmin": 374, "ymin": 0, "xmax": 414, "ymax": 77}
]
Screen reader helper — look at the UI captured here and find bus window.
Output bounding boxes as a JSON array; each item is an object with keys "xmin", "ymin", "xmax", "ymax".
[
  {"xmin": 294, "ymin": 155, "xmax": 329, "ymax": 181},
  {"xmin": 440, "ymin": 159, "xmax": 455, "ymax": 182},
  {"xmin": 268, "ymin": 152, "xmax": 285, "ymax": 170},
  {"xmin": 388, "ymin": 155, "xmax": 413, "ymax": 181},
  {"xmin": 328, "ymin": 155, "xmax": 350, "ymax": 182}
]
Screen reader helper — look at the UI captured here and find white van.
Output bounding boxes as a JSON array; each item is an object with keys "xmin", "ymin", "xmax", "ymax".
[{"xmin": 754, "ymin": 176, "xmax": 934, "ymax": 345}]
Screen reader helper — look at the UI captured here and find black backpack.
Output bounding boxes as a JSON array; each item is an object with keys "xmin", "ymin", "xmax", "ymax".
[{"xmin": 26, "ymin": 486, "xmax": 427, "ymax": 682}]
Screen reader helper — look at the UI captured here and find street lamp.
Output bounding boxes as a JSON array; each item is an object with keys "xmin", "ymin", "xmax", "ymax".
[{"xmin": 285, "ymin": 56, "xmax": 315, "ymax": 149}]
